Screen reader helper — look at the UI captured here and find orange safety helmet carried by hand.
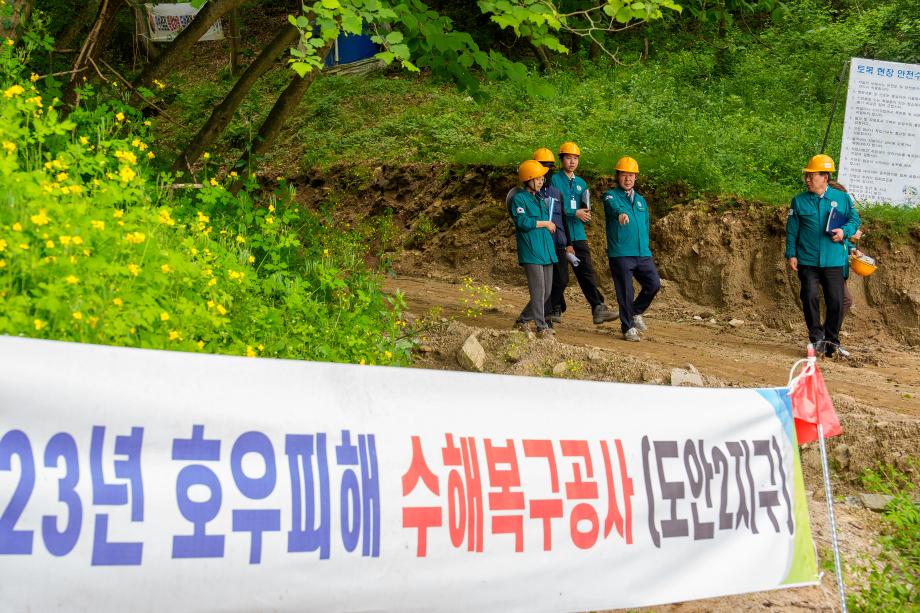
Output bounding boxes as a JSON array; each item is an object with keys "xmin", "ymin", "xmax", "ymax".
[
  {"xmin": 558, "ymin": 142, "xmax": 581, "ymax": 157},
  {"xmin": 614, "ymin": 156, "xmax": 639, "ymax": 173},
  {"xmin": 803, "ymin": 154, "xmax": 836, "ymax": 173},
  {"xmin": 532, "ymin": 147, "xmax": 556, "ymax": 164},
  {"xmin": 518, "ymin": 159, "xmax": 549, "ymax": 182}
]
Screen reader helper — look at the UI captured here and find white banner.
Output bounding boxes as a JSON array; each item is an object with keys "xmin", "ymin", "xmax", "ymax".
[
  {"xmin": 838, "ymin": 57, "xmax": 920, "ymax": 206},
  {"xmin": 143, "ymin": 3, "xmax": 224, "ymax": 43},
  {"xmin": 0, "ymin": 337, "xmax": 818, "ymax": 612}
]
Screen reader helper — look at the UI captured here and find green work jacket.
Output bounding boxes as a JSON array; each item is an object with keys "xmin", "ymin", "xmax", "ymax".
[
  {"xmin": 785, "ymin": 187, "xmax": 861, "ymax": 268},
  {"xmin": 603, "ymin": 187, "xmax": 652, "ymax": 258},
  {"xmin": 511, "ymin": 190, "xmax": 558, "ymax": 266},
  {"xmin": 550, "ymin": 172, "xmax": 590, "ymax": 242}
]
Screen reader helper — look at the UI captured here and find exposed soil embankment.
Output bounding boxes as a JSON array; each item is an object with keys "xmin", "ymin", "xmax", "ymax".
[{"xmin": 295, "ymin": 163, "xmax": 920, "ymax": 345}]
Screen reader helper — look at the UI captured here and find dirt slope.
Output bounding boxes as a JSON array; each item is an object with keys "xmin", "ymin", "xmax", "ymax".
[{"xmin": 296, "ymin": 163, "xmax": 920, "ymax": 611}]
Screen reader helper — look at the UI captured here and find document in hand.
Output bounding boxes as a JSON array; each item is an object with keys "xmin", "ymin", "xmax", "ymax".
[{"xmin": 825, "ymin": 206, "xmax": 848, "ymax": 236}]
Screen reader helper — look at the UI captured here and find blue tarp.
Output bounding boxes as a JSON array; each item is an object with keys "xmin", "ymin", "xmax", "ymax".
[{"xmin": 324, "ymin": 33, "xmax": 378, "ymax": 67}]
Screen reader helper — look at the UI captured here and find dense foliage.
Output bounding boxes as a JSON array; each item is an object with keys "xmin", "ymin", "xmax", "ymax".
[{"xmin": 0, "ymin": 38, "xmax": 410, "ymax": 365}]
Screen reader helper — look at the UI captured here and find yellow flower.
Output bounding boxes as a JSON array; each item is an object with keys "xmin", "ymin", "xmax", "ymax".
[
  {"xmin": 229, "ymin": 171, "xmax": 238, "ymax": 178},
  {"xmin": 55, "ymin": 172, "xmax": 68, "ymax": 182},
  {"xmin": 384, "ymin": 351, "xmax": 393, "ymax": 359},
  {"xmin": 196, "ymin": 340, "xmax": 205, "ymax": 349},
  {"xmin": 72, "ymin": 311, "xmax": 83, "ymax": 320},
  {"xmin": 202, "ymin": 152, "xmax": 210, "ymax": 160},
  {"xmin": 113, "ymin": 210, "xmax": 124, "ymax": 218},
  {"xmin": 72, "ymin": 236, "xmax": 83, "ymax": 245},
  {"xmin": 268, "ymin": 204, "xmax": 276, "ymax": 213},
  {"xmin": 18, "ymin": 243, "xmax": 28, "ymax": 250},
  {"xmin": 196, "ymin": 211, "xmax": 210, "ymax": 224},
  {"xmin": 79, "ymin": 136, "xmax": 89, "ymax": 145},
  {"xmin": 160, "ymin": 312, "xmax": 170, "ymax": 322},
  {"xmin": 65, "ymin": 275, "xmax": 79, "ymax": 285},
  {"xmin": 113, "ymin": 297, "xmax": 124, "ymax": 306},
  {"xmin": 0, "ymin": 260, "xmax": 6, "ymax": 268},
  {"xmin": 87, "ymin": 316, "xmax": 99, "ymax": 328},
  {"xmin": 157, "ymin": 209, "xmax": 175, "ymax": 226},
  {"xmin": 168, "ymin": 330, "xmax": 181, "ymax": 341},
  {"xmin": 235, "ymin": 235, "xmax": 245, "ymax": 244},
  {"xmin": 91, "ymin": 220, "xmax": 105, "ymax": 231},
  {"xmin": 115, "ymin": 112, "xmax": 125, "ymax": 122},
  {"xmin": 0, "ymin": 239, "xmax": 6, "ymax": 251},
  {"xmin": 30, "ymin": 73, "xmax": 39, "ymax": 82},
  {"xmin": 359, "ymin": 358, "xmax": 366, "ymax": 365},
  {"xmin": 115, "ymin": 150, "xmax": 137, "ymax": 164},
  {"xmin": 30, "ymin": 209, "xmax": 50, "ymax": 226},
  {"xmin": 246, "ymin": 346, "xmax": 257, "ymax": 357},
  {"xmin": 143, "ymin": 120, "xmax": 151, "ymax": 127},
  {"xmin": 118, "ymin": 165, "xmax": 136, "ymax": 183},
  {"xmin": 3, "ymin": 84, "xmax": 24, "ymax": 98},
  {"xmin": 2, "ymin": 141, "xmax": 15, "ymax": 153},
  {"xmin": 247, "ymin": 255, "xmax": 255, "ymax": 264},
  {"xmin": 131, "ymin": 139, "xmax": 147, "ymax": 151},
  {"xmin": 265, "ymin": 216, "xmax": 274, "ymax": 225},
  {"xmin": 147, "ymin": 151, "xmax": 155, "ymax": 159},
  {"xmin": 323, "ymin": 248, "xmax": 329, "ymax": 257},
  {"xmin": 12, "ymin": 222, "xmax": 22, "ymax": 232},
  {"xmin": 207, "ymin": 277, "xmax": 217, "ymax": 287},
  {"xmin": 209, "ymin": 178, "xmax": 218, "ymax": 187},
  {"xmin": 46, "ymin": 240, "xmax": 55, "ymax": 249},
  {"xmin": 124, "ymin": 231, "xmax": 145, "ymax": 244},
  {"xmin": 216, "ymin": 304, "xmax": 227, "ymax": 316},
  {"xmin": 25, "ymin": 95, "xmax": 42, "ymax": 108},
  {"xmin": 153, "ymin": 79, "xmax": 166, "ymax": 90},
  {"xmin": 257, "ymin": 344, "xmax": 264, "ymax": 352},
  {"xmin": 161, "ymin": 264, "xmax": 172, "ymax": 273},
  {"xmin": 127, "ymin": 263, "xmax": 140, "ymax": 276},
  {"xmin": 34, "ymin": 319, "xmax": 45, "ymax": 330},
  {"xmin": 4, "ymin": 39, "xmax": 13, "ymax": 46},
  {"xmin": 58, "ymin": 235, "xmax": 72, "ymax": 246}
]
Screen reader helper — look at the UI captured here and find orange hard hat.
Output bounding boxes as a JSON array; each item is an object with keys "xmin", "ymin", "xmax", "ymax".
[
  {"xmin": 518, "ymin": 159, "xmax": 549, "ymax": 182},
  {"xmin": 803, "ymin": 154, "xmax": 835, "ymax": 173},
  {"xmin": 614, "ymin": 156, "xmax": 639, "ymax": 173},
  {"xmin": 533, "ymin": 147, "xmax": 556, "ymax": 164},
  {"xmin": 558, "ymin": 142, "xmax": 581, "ymax": 157}
]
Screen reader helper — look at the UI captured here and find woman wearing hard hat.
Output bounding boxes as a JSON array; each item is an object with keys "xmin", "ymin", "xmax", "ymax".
[
  {"xmin": 603, "ymin": 156, "xmax": 661, "ymax": 342},
  {"xmin": 785, "ymin": 154, "xmax": 861, "ymax": 357},
  {"xmin": 511, "ymin": 159, "xmax": 559, "ymax": 337}
]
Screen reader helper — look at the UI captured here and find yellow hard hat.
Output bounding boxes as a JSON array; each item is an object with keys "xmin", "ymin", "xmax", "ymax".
[
  {"xmin": 615, "ymin": 156, "xmax": 639, "ymax": 173},
  {"xmin": 803, "ymin": 154, "xmax": 836, "ymax": 173},
  {"xmin": 518, "ymin": 159, "xmax": 549, "ymax": 182},
  {"xmin": 533, "ymin": 147, "xmax": 555, "ymax": 164},
  {"xmin": 849, "ymin": 253, "xmax": 877, "ymax": 277},
  {"xmin": 558, "ymin": 141, "xmax": 581, "ymax": 157}
]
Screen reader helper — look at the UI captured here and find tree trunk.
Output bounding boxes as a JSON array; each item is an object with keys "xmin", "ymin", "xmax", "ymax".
[
  {"xmin": 532, "ymin": 42, "xmax": 550, "ymax": 73},
  {"xmin": 172, "ymin": 24, "xmax": 299, "ymax": 175},
  {"xmin": 133, "ymin": 0, "xmax": 246, "ymax": 91},
  {"xmin": 56, "ymin": 0, "xmax": 101, "ymax": 50},
  {"xmin": 0, "ymin": 0, "xmax": 34, "ymax": 42},
  {"xmin": 64, "ymin": 0, "xmax": 124, "ymax": 108},
  {"xmin": 229, "ymin": 8, "xmax": 241, "ymax": 76},
  {"xmin": 231, "ymin": 38, "xmax": 335, "ymax": 193}
]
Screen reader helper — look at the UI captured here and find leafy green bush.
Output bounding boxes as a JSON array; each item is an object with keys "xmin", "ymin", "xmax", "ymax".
[
  {"xmin": 848, "ymin": 461, "xmax": 919, "ymax": 611},
  {"xmin": 0, "ymin": 40, "xmax": 409, "ymax": 366}
]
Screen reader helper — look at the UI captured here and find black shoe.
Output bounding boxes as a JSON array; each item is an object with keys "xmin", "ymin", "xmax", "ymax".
[
  {"xmin": 814, "ymin": 339, "xmax": 826, "ymax": 354},
  {"xmin": 549, "ymin": 309, "xmax": 562, "ymax": 323}
]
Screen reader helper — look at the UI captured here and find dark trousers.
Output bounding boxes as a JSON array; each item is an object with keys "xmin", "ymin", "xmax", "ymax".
[
  {"xmin": 797, "ymin": 265, "xmax": 845, "ymax": 348},
  {"xmin": 569, "ymin": 240, "xmax": 605, "ymax": 310},
  {"xmin": 609, "ymin": 256, "xmax": 661, "ymax": 333},
  {"xmin": 546, "ymin": 248, "xmax": 568, "ymax": 315}
]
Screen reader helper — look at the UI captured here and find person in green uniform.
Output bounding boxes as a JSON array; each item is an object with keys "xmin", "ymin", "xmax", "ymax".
[
  {"xmin": 603, "ymin": 156, "xmax": 660, "ymax": 342},
  {"xmin": 550, "ymin": 141, "xmax": 618, "ymax": 325},
  {"xmin": 511, "ymin": 159, "xmax": 559, "ymax": 337},
  {"xmin": 785, "ymin": 154, "xmax": 861, "ymax": 357}
]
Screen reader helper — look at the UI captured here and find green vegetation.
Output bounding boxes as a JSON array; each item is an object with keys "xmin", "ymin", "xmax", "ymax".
[
  {"xmin": 148, "ymin": 0, "xmax": 920, "ymax": 234},
  {"xmin": 848, "ymin": 461, "xmax": 920, "ymax": 611},
  {"xmin": 0, "ymin": 40, "xmax": 410, "ymax": 365}
]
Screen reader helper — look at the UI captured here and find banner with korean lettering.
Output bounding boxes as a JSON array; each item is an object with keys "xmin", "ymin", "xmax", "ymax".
[{"xmin": 0, "ymin": 337, "xmax": 818, "ymax": 612}]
